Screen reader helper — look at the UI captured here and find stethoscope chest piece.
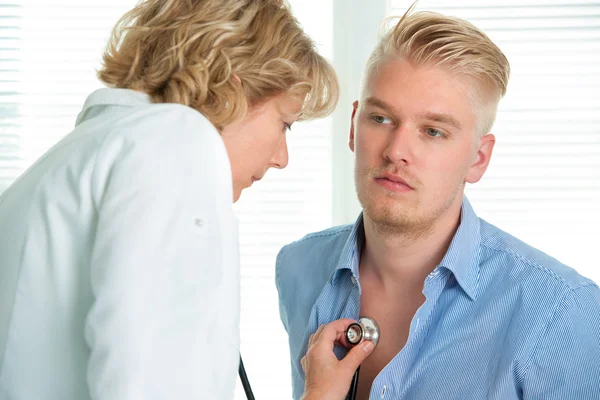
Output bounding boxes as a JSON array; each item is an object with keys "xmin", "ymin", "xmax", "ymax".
[{"xmin": 345, "ymin": 316, "xmax": 380, "ymax": 347}]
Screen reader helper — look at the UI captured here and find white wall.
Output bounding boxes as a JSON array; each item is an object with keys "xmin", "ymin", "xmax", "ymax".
[{"xmin": 331, "ymin": 0, "xmax": 388, "ymax": 226}]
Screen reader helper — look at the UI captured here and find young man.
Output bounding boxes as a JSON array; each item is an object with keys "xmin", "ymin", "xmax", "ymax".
[{"xmin": 277, "ymin": 8, "xmax": 600, "ymax": 400}]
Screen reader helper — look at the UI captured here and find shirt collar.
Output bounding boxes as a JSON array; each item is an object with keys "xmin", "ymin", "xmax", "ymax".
[
  {"xmin": 331, "ymin": 213, "xmax": 364, "ymax": 285},
  {"xmin": 331, "ymin": 198, "xmax": 481, "ymax": 300},
  {"xmin": 76, "ymin": 88, "xmax": 152, "ymax": 126},
  {"xmin": 438, "ymin": 198, "xmax": 481, "ymax": 300}
]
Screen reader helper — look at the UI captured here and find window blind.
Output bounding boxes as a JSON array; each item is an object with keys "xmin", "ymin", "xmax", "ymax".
[
  {"xmin": 1, "ymin": 2, "xmax": 24, "ymax": 194},
  {"xmin": 389, "ymin": 0, "xmax": 600, "ymax": 283},
  {"xmin": 0, "ymin": 1, "xmax": 334, "ymax": 399}
]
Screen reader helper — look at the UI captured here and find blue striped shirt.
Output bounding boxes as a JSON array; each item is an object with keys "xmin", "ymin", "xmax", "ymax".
[{"xmin": 276, "ymin": 199, "xmax": 600, "ymax": 399}]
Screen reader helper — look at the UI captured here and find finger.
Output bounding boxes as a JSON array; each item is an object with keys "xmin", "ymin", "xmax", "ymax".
[
  {"xmin": 301, "ymin": 355, "xmax": 306, "ymax": 372},
  {"xmin": 340, "ymin": 340, "xmax": 375, "ymax": 373},
  {"xmin": 308, "ymin": 324, "xmax": 325, "ymax": 347}
]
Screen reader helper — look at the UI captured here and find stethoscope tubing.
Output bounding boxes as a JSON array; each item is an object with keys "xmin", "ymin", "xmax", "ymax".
[
  {"xmin": 347, "ymin": 366, "xmax": 360, "ymax": 400},
  {"xmin": 239, "ymin": 354, "xmax": 256, "ymax": 400}
]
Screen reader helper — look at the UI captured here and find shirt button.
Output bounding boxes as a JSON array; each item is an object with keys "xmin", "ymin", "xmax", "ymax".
[
  {"xmin": 351, "ymin": 276, "xmax": 357, "ymax": 285},
  {"xmin": 380, "ymin": 385, "xmax": 387, "ymax": 398}
]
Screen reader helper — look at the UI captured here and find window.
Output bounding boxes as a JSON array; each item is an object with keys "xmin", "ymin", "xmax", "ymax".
[{"xmin": 0, "ymin": 1, "xmax": 139, "ymax": 179}]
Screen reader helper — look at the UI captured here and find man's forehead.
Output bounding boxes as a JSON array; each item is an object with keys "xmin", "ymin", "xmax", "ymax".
[{"xmin": 364, "ymin": 58, "xmax": 476, "ymax": 94}]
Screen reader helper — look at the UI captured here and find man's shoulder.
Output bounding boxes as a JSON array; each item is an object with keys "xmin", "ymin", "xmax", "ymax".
[
  {"xmin": 276, "ymin": 224, "xmax": 354, "ymax": 280},
  {"xmin": 281, "ymin": 224, "xmax": 354, "ymax": 253},
  {"xmin": 479, "ymin": 219, "xmax": 597, "ymax": 291},
  {"xmin": 275, "ymin": 224, "xmax": 356, "ymax": 332}
]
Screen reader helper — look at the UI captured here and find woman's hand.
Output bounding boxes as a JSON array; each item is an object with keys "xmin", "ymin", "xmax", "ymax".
[{"xmin": 300, "ymin": 319, "xmax": 375, "ymax": 400}]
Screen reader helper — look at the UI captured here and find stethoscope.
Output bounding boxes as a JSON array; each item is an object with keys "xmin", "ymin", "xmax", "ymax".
[
  {"xmin": 238, "ymin": 316, "xmax": 380, "ymax": 400},
  {"xmin": 344, "ymin": 317, "xmax": 380, "ymax": 400}
]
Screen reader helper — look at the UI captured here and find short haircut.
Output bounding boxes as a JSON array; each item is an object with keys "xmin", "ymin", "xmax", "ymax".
[{"xmin": 363, "ymin": 4, "xmax": 510, "ymax": 135}]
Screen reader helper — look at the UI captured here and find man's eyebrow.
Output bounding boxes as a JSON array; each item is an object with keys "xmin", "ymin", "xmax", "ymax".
[
  {"xmin": 364, "ymin": 97, "xmax": 398, "ymax": 114},
  {"xmin": 364, "ymin": 96, "xmax": 462, "ymax": 130},
  {"xmin": 419, "ymin": 111, "xmax": 462, "ymax": 130}
]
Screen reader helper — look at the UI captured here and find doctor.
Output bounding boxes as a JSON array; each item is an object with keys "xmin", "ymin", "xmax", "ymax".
[{"xmin": 0, "ymin": 0, "xmax": 338, "ymax": 399}]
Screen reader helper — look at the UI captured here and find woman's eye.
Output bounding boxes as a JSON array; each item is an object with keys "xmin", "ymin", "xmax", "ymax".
[
  {"xmin": 425, "ymin": 127, "xmax": 444, "ymax": 138},
  {"xmin": 282, "ymin": 122, "xmax": 292, "ymax": 132},
  {"xmin": 371, "ymin": 115, "xmax": 392, "ymax": 124}
]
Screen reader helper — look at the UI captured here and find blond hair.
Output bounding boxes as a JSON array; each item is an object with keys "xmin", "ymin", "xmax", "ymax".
[
  {"xmin": 363, "ymin": 4, "xmax": 510, "ymax": 135},
  {"xmin": 98, "ymin": 0, "xmax": 338, "ymax": 130}
]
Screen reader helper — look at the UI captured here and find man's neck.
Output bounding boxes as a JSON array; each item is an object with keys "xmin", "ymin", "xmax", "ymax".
[{"xmin": 360, "ymin": 202, "xmax": 462, "ymax": 291}]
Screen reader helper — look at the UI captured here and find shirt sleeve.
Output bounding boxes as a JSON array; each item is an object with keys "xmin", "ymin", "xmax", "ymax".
[
  {"xmin": 84, "ymin": 106, "xmax": 239, "ymax": 400},
  {"xmin": 521, "ymin": 283, "xmax": 600, "ymax": 399},
  {"xmin": 275, "ymin": 246, "xmax": 290, "ymax": 334}
]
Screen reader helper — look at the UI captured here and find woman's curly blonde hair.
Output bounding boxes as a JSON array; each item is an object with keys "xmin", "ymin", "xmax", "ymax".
[{"xmin": 98, "ymin": 0, "xmax": 338, "ymax": 130}]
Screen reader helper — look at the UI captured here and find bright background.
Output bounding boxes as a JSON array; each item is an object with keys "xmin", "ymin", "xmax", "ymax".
[{"xmin": 0, "ymin": 1, "xmax": 598, "ymax": 398}]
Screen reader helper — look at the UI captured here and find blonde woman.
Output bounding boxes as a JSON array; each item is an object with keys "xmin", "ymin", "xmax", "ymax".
[{"xmin": 0, "ymin": 1, "xmax": 338, "ymax": 399}]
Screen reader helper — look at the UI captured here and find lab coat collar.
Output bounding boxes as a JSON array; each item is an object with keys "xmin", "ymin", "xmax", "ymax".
[{"xmin": 76, "ymin": 88, "xmax": 152, "ymax": 126}]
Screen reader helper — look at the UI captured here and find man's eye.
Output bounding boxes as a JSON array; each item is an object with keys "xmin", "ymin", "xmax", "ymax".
[
  {"xmin": 371, "ymin": 115, "xmax": 392, "ymax": 124},
  {"xmin": 425, "ymin": 128, "xmax": 444, "ymax": 138}
]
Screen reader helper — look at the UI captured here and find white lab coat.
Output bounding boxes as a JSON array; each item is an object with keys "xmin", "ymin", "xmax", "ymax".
[{"xmin": 0, "ymin": 88, "xmax": 240, "ymax": 400}]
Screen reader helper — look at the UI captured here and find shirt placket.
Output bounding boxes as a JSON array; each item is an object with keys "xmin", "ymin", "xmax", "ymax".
[
  {"xmin": 305, "ymin": 269, "xmax": 361, "ymax": 347},
  {"xmin": 370, "ymin": 269, "xmax": 450, "ymax": 399}
]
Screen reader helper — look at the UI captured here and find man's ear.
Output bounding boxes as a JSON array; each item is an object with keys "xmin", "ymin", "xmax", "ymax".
[
  {"xmin": 349, "ymin": 101, "xmax": 359, "ymax": 153},
  {"xmin": 466, "ymin": 133, "xmax": 495, "ymax": 184}
]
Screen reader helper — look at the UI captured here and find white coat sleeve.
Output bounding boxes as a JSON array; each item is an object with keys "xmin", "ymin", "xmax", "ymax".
[{"xmin": 84, "ymin": 106, "xmax": 240, "ymax": 400}]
